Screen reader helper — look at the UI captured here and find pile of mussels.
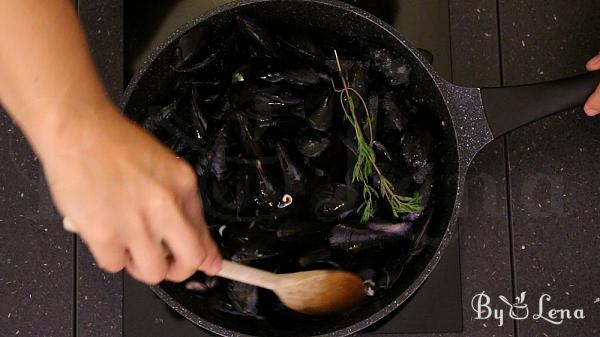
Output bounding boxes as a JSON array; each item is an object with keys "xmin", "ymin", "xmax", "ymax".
[{"xmin": 143, "ymin": 17, "xmax": 438, "ymax": 319}]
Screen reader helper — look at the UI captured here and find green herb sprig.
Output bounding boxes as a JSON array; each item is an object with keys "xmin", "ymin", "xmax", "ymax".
[{"xmin": 332, "ymin": 50, "xmax": 423, "ymax": 222}]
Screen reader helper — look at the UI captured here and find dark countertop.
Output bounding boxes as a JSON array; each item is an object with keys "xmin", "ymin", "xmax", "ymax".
[{"xmin": 1, "ymin": 1, "xmax": 599, "ymax": 336}]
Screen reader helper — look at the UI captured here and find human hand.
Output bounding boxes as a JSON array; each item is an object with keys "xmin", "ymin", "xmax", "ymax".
[
  {"xmin": 584, "ymin": 52, "xmax": 600, "ymax": 116},
  {"xmin": 40, "ymin": 102, "xmax": 221, "ymax": 284}
]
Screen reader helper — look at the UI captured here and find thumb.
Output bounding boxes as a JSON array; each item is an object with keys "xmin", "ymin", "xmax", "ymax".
[{"xmin": 584, "ymin": 83, "xmax": 600, "ymax": 116}]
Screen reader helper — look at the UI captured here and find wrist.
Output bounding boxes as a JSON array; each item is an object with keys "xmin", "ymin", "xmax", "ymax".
[{"xmin": 29, "ymin": 97, "xmax": 121, "ymax": 161}]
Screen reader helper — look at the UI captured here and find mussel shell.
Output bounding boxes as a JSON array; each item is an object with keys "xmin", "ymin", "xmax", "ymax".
[
  {"xmin": 227, "ymin": 281, "xmax": 259, "ymax": 315},
  {"xmin": 253, "ymin": 161, "xmax": 284, "ymax": 210},
  {"xmin": 295, "ymin": 128, "xmax": 331, "ymax": 157},
  {"xmin": 236, "ymin": 16, "xmax": 280, "ymax": 58},
  {"xmin": 278, "ymin": 31, "xmax": 325, "ymax": 62},
  {"xmin": 236, "ymin": 113, "xmax": 264, "ymax": 158},
  {"xmin": 308, "ymin": 89, "xmax": 336, "ymax": 132},
  {"xmin": 372, "ymin": 140, "xmax": 393, "ymax": 162},
  {"xmin": 275, "ymin": 141, "xmax": 306, "ymax": 195},
  {"xmin": 207, "ymin": 168, "xmax": 252, "ymax": 216},
  {"xmin": 371, "ymin": 162, "xmax": 413, "ymax": 199},
  {"xmin": 328, "ymin": 222, "xmax": 412, "ymax": 255},
  {"xmin": 297, "ymin": 247, "xmax": 342, "ymax": 269},
  {"xmin": 142, "ymin": 102, "xmax": 176, "ymax": 132},
  {"xmin": 349, "ymin": 61, "xmax": 370, "ymax": 97},
  {"xmin": 312, "ymin": 183, "xmax": 359, "ymax": 221},
  {"xmin": 190, "ymin": 85, "xmax": 209, "ymax": 140},
  {"xmin": 208, "ymin": 124, "xmax": 230, "ymax": 181},
  {"xmin": 253, "ymin": 87, "xmax": 304, "ymax": 114},
  {"xmin": 260, "ymin": 67, "xmax": 330, "ymax": 87},
  {"xmin": 381, "ymin": 91, "xmax": 409, "ymax": 135}
]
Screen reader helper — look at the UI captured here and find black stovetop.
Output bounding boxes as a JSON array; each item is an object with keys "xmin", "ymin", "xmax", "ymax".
[{"xmin": 122, "ymin": 1, "xmax": 461, "ymax": 335}]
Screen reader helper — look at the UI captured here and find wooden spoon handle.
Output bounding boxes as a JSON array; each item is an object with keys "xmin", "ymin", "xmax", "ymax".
[{"xmin": 218, "ymin": 260, "xmax": 280, "ymax": 290}]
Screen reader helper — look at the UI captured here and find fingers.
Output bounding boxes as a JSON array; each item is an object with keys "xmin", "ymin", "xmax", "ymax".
[
  {"xmin": 125, "ymin": 222, "xmax": 169, "ymax": 285},
  {"xmin": 86, "ymin": 236, "xmax": 128, "ymax": 273},
  {"xmin": 584, "ymin": 52, "xmax": 600, "ymax": 116},
  {"xmin": 181, "ymin": 186, "xmax": 222, "ymax": 276},
  {"xmin": 77, "ymin": 220, "xmax": 128, "ymax": 273},
  {"xmin": 586, "ymin": 52, "xmax": 600, "ymax": 71},
  {"xmin": 158, "ymin": 165, "xmax": 221, "ymax": 282},
  {"xmin": 584, "ymin": 83, "xmax": 600, "ymax": 116}
]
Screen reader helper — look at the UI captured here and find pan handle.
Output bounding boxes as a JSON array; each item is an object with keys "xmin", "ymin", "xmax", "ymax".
[{"xmin": 480, "ymin": 71, "xmax": 600, "ymax": 138}]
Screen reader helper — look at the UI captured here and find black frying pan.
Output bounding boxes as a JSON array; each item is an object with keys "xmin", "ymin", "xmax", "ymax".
[{"xmin": 122, "ymin": 1, "xmax": 600, "ymax": 336}]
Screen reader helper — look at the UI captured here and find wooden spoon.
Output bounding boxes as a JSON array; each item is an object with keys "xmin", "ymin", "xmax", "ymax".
[
  {"xmin": 218, "ymin": 259, "xmax": 365, "ymax": 315},
  {"xmin": 63, "ymin": 218, "xmax": 366, "ymax": 315}
]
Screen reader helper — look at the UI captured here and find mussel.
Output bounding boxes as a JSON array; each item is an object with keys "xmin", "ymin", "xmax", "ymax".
[
  {"xmin": 226, "ymin": 280, "xmax": 260, "ymax": 316},
  {"xmin": 278, "ymin": 31, "xmax": 324, "ymax": 62},
  {"xmin": 260, "ymin": 67, "xmax": 330, "ymax": 87},
  {"xmin": 142, "ymin": 102, "xmax": 176, "ymax": 132},
  {"xmin": 295, "ymin": 128, "xmax": 331, "ymax": 157},
  {"xmin": 190, "ymin": 84, "xmax": 209, "ymax": 140},
  {"xmin": 381, "ymin": 91, "xmax": 409, "ymax": 135},
  {"xmin": 237, "ymin": 16, "xmax": 280, "ymax": 58},
  {"xmin": 208, "ymin": 123, "xmax": 230, "ymax": 181},
  {"xmin": 308, "ymin": 89, "xmax": 336, "ymax": 132},
  {"xmin": 328, "ymin": 221, "xmax": 412, "ymax": 255},
  {"xmin": 349, "ymin": 61, "xmax": 370, "ymax": 97},
  {"xmin": 254, "ymin": 160, "xmax": 284, "ymax": 210},
  {"xmin": 313, "ymin": 184, "xmax": 359, "ymax": 221},
  {"xmin": 275, "ymin": 141, "xmax": 306, "ymax": 196},
  {"xmin": 236, "ymin": 114, "xmax": 263, "ymax": 158},
  {"xmin": 297, "ymin": 247, "xmax": 341, "ymax": 269}
]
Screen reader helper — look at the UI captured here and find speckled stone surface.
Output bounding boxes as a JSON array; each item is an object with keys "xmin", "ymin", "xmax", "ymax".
[
  {"xmin": 500, "ymin": 1, "xmax": 600, "ymax": 336},
  {"xmin": 76, "ymin": 1, "xmax": 124, "ymax": 337},
  {"xmin": 0, "ymin": 111, "xmax": 73, "ymax": 337},
  {"xmin": 449, "ymin": 2, "xmax": 516, "ymax": 337}
]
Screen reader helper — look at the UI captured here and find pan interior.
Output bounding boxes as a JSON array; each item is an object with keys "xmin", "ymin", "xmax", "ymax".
[{"xmin": 124, "ymin": 1, "xmax": 460, "ymax": 336}]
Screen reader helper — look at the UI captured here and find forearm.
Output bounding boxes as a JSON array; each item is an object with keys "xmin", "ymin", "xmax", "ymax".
[{"xmin": 0, "ymin": 0, "xmax": 115, "ymax": 158}]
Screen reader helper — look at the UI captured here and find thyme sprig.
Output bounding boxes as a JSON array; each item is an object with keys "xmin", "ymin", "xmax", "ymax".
[{"xmin": 332, "ymin": 50, "xmax": 423, "ymax": 222}]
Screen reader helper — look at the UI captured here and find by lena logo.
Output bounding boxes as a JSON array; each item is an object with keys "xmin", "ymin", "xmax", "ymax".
[{"xmin": 471, "ymin": 291, "xmax": 585, "ymax": 327}]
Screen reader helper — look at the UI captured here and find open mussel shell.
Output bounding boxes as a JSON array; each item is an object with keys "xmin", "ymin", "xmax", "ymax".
[{"xmin": 312, "ymin": 183, "xmax": 359, "ymax": 221}]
